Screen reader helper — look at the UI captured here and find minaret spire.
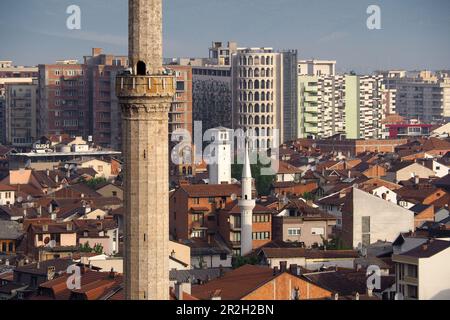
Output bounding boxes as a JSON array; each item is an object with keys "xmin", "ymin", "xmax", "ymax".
[{"xmin": 239, "ymin": 139, "xmax": 256, "ymax": 256}]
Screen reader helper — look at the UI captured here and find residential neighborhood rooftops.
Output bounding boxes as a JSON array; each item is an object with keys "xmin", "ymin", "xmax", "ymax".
[{"xmin": 397, "ymin": 239, "xmax": 450, "ymax": 258}]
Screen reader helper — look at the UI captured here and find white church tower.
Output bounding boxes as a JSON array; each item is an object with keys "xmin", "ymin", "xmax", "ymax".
[
  {"xmin": 209, "ymin": 127, "xmax": 232, "ymax": 185},
  {"xmin": 239, "ymin": 140, "xmax": 255, "ymax": 256}
]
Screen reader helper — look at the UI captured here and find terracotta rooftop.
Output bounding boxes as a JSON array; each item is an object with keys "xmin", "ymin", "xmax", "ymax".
[
  {"xmin": 191, "ymin": 264, "xmax": 278, "ymax": 300},
  {"xmin": 180, "ymin": 183, "xmax": 241, "ymax": 198}
]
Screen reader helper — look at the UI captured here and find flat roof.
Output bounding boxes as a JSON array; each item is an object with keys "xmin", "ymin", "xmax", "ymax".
[{"xmin": 12, "ymin": 151, "xmax": 121, "ymax": 158}]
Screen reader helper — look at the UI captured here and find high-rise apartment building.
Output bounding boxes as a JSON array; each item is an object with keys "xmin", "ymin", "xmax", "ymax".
[
  {"xmin": 38, "ymin": 61, "xmax": 89, "ymax": 138},
  {"xmin": 232, "ymin": 47, "xmax": 283, "ymax": 149},
  {"xmin": 84, "ymin": 48, "xmax": 128, "ymax": 149},
  {"xmin": 166, "ymin": 65, "xmax": 193, "ymax": 138},
  {"xmin": 209, "ymin": 41, "xmax": 238, "ymax": 66},
  {"xmin": 379, "ymin": 70, "xmax": 450, "ymax": 123},
  {"xmin": 298, "ymin": 74, "xmax": 386, "ymax": 140},
  {"xmin": 298, "ymin": 59, "xmax": 336, "ymax": 76},
  {"xmin": 0, "ymin": 61, "xmax": 38, "ymax": 96},
  {"xmin": 0, "ymin": 96, "xmax": 6, "ymax": 144},
  {"xmin": 4, "ymin": 80, "xmax": 38, "ymax": 148}
]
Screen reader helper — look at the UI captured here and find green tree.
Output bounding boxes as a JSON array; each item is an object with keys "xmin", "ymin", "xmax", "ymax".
[
  {"xmin": 231, "ymin": 157, "xmax": 275, "ymax": 196},
  {"xmin": 82, "ymin": 177, "xmax": 107, "ymax": 190},
  {"xmin": 93, "ymin": 243, "xmax": 104, "ymax": 254},
  {"xmin": 232, "ymin": 255, "xmax": 259, "ymax": 269}
]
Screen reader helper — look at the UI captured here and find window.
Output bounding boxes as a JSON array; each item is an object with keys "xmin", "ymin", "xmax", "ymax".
[
  {"xmin": 220, "ymin": 253, "xmax": 227, "ymax": 261},
  {"xmin": 288, "ymin": 228, "xmax": 301, "ymax": 236},
  {"xmin": 38, "ymin": 234, "xmax": 43, "ymax": 242},
  {"xmin": 176, "ymin": 81, "xmax": 185, "ymax": 91},
  {"xmin": 407, "ymin": 285, "xmax": 418, "ymax": 299},
  {"xmin": 407, "ymin": 264, "xmax": 418, "ymax": 278},
  {"xmin": 193, "ymin": 198, "xmax": 200, "ymax": 205},
  {"xmin": 311, "ymin": 228, "xmax": 325, "ymax": 235}
]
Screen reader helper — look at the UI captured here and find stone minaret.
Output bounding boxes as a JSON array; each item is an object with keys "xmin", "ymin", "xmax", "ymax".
[
  {"xmin": 239, "ymin": 141, "xmax": 255, "ymax": 256},
  {"xmin": 116, "ymin": 0, "xmax": 175, "ymax": 300}
]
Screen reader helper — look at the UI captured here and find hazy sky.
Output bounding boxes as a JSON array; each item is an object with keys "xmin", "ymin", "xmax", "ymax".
[{"xmin": 0, "ymin": 0, "xmax": 449, "ymax": 73}]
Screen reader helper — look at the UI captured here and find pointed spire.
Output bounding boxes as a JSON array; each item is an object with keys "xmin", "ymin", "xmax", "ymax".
[{"xmin": 242, "ymin": 139, "xmax": 252, "ymax": 179}]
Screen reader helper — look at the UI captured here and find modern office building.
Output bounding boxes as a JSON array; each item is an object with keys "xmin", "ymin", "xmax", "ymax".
[
  {"xmin": 379, "ymin": 70, "xmax": 450, "ymax": 123},
  {"xmin": 192, "ymin": 65, "xmax": 233, "ymax": 131},
  {"xmin": 4, "ymin": 80, "xmax": 38, "ymax": 148},
  {"xmin": 282, "ymin": 50, "xmax": 299, "ymax": 142}
]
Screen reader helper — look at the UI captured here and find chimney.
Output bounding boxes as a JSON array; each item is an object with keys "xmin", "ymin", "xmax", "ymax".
[
  {"xmin": 355, "ymin": 292, "xmax": 360, "ymax": 300},
  {"xmin": 67, "ymin": 169, "xmax": 71, "ymax": 179},
  {"xmin": 367, "ymin": 288, "xmax": 373, "ymax": 297},
  {"xmin": 96, "ymin": 222, "xmax": 103, "ymax": 231},
  {"xmin": 109, "ymin": 268, "xmax": 116, "ymax": 279},
  {"xmin": 55, "ymin": 175, "xmax": 59, "ymax": 184},
  {"xmin": 38, "ymin": 206, "xmax": 42, "ymax": 217},
  {"xmin": 5, "ymin": 260, "xmax": 9, "ymax": 266},
  {"xmin": 42, "ymin": 224, "xmax": 48, "ymax": 232},
  {"xmin": 334, "ymin": 293, "xmax": 339, "ymax": 300},
  {"xmin": 289, "ymin": 264, "xmax": 298, "ymax": 276},
  {"xmin": 273, "ymin": 266, "xmax": 279, "ymax": 275},
  {"xmin": 66, "ymin": 223, "xmax": 73, "ymax": 232},
  {"xmin": 51, "ymin": 213, "xmax": 57, "ymax": 221},
  {"xmin": 280, "ymin": 261, "xmax": 287, "ymax": 273}
]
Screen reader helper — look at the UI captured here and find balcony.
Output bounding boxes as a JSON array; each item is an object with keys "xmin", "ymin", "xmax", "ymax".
[
  {"xmin": 230, "ymin": 223, "xmax": 241, "ymax": 231},
  {"xmin": 305, "ymin": 116, "xmax": 318, "ymax": 123},
  {"xmin": 305, "ymin": 126, "xmax": 318, "ymax": 133},
  {"xmin": 305, "ymin": 106, "xmax": 318, "ymax": 113},
  {"xmin": 305, "ymin": 95, "xmax": 318, "ymax": 103}
]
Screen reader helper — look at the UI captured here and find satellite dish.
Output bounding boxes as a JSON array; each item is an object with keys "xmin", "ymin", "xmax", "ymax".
[
  {"xmin": 48, "ymin": 240, "xmax": 57, "ymax": 249},
  {"xmin": 17, "ymin": 197, "xmax": 23, "ymax": 203},
  {"xmin": 44, "ymin": 237, "xmax": 50, "ymax": 245},
  {"xmin": 27, "ymin": 195, "xmax": 33, "ymax": 201},
  {"xmin": 64, "ymin": 164, "xmax": 70, "ymax": 169},
  {"xmin": 231, "ymin": 194, "xmax": 237, "ymax": 201}
]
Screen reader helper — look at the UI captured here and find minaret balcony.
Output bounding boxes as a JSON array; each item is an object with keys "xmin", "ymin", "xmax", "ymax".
[{"xmin": 116, "ymin": 74, "xmax": 176, "ymax": 99}]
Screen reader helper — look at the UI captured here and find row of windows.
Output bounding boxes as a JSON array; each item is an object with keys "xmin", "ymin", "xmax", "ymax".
[
  {"xmin": 253, "ymin": 214, "xmax": 270, "ymax": 223},
  {"xmin": 240, "ymin": 79, "xmax": 273, "ymax": 90},
  {"xmin": 0, "ymin": 192, "xmax": 12, "ymax": 199},
  {"xmin": 239, "ymin": 115, "xmax": 274, "ymax": 126},
  {"xmin": 252, "ymin": 232, "xmax": 270, "ymax": 240},
  {"xmin": 239, "ymin": 67, "xmax": 274, "ymax": 78},
  {"xmin": 192, "ymin": 68, "xmax": 231, "ymax": 77},
  {"xmin": 54, "ymin": 70, "xmax": 84, "ymax": 76},
  {"xmin": 239, "ymin": 91, "xmax": 274, "ymax": 102},
  {"xmin": 239, "ymin": 103, "xmax": 274, "ymax": 114},
  {"xmin": 239, "ymin": 56, "xmax": 274, "ymax": 66}
]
